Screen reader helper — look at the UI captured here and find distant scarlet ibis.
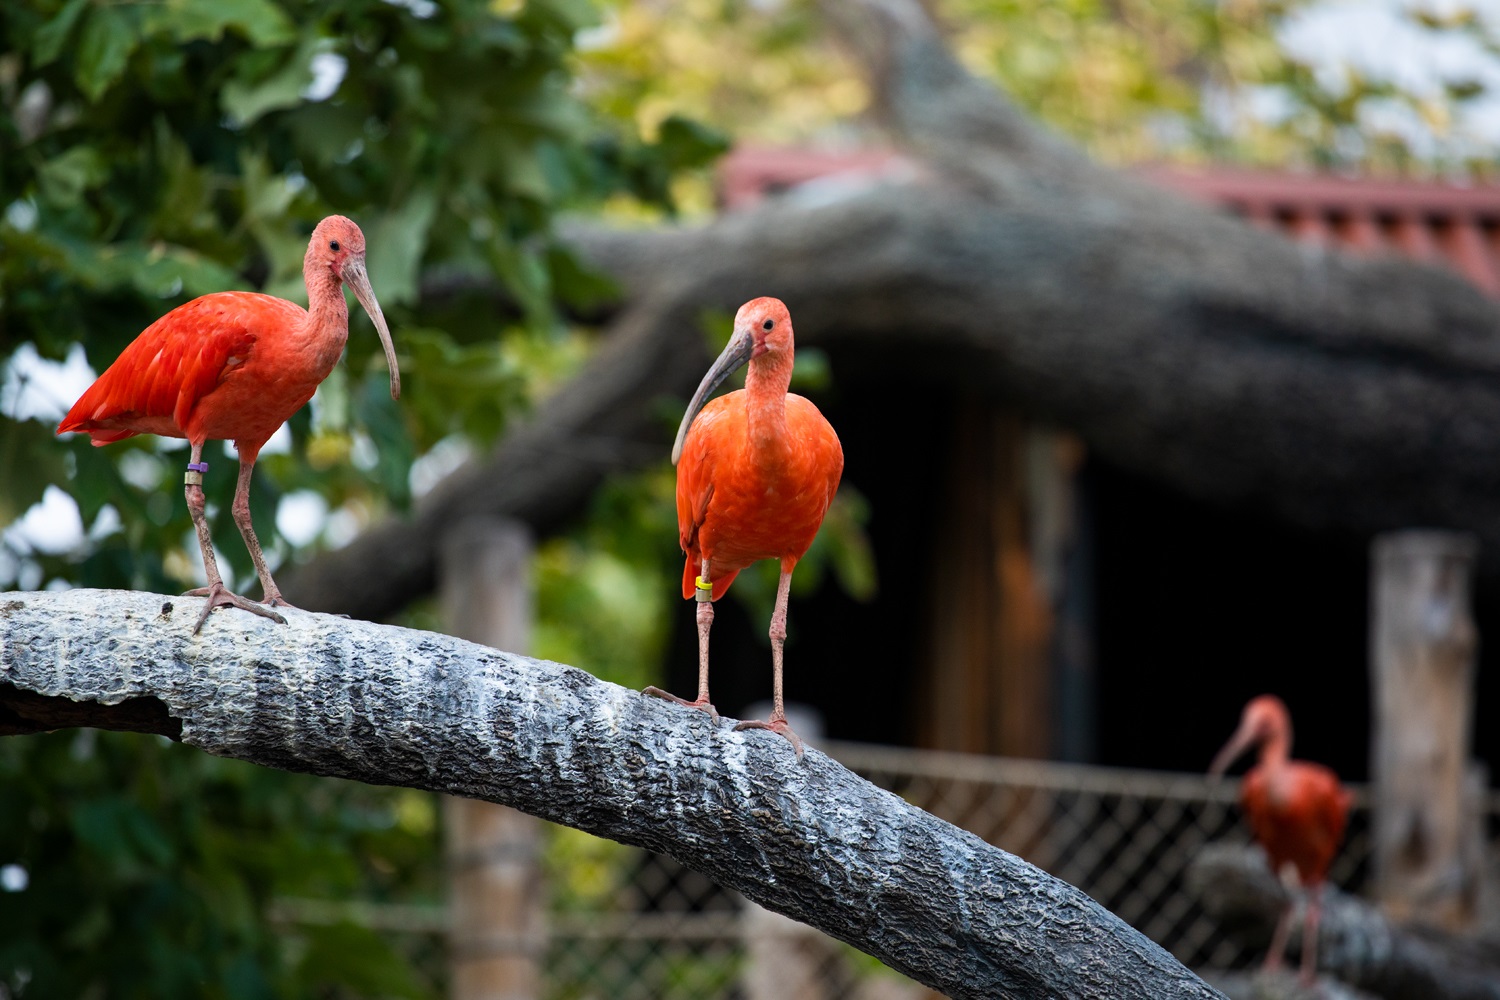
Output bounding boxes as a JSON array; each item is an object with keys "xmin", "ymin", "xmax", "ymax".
[
  {"xmin": 1210, "ymin": 694, "xmax": 1351, "ymax": 983},
  {"xmin": 58, "ymin": 216, "xmax": 399, "ymax": 633},
  {"xmin": 644, "ymin": 297, "xmax": 843, "ymax": 756}
]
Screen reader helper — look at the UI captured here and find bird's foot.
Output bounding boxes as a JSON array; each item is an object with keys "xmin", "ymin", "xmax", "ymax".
[
  {"xmin": 734, "ymin": 716, "xmax": 805, "ymax": 759},
  {"xmin": 184, "ymin": 583, "xmax": 287, "ymax": 634},
  {"xmin": 262, "ymin": 593, "xmax": 300, "ymax": 611},
  {"xmin": 642, "ymin": 686, "xmax": 720, "ymax": 724}
]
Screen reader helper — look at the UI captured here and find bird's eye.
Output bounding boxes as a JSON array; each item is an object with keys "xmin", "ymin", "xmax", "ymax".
[
  {"xmin": 761, "ymin": 319, "xmax": 774, "ymax": 331},
  {"xmin": 329, "ymin": 240, "xmax": 341, "ymax": 252}
]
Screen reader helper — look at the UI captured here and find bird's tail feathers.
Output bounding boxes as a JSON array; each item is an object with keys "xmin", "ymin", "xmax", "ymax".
[{"xmin": 681, "ymin": 556, "xmax": 739, "ymax": 601}]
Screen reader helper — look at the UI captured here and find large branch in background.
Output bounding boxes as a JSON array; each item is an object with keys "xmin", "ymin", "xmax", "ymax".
[
  {"xmin": 286, "ymin": 290, "xmax": 708, "ymax": 619},
  {"xmin": 1187, "ymin": 846, "xmax": 1500, "ymax": 1000},
  {"xmin": 1, "ymin": 589, "xmax": 1222, "ymax": 1000},
  {"xmin": 287, "ymin": 0, "xmax": 1500, "ymax": 619}
]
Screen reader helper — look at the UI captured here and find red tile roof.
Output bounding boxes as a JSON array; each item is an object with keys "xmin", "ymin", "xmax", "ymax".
[{"xmin": 719, "ymin": 147, "xmax": 1500, "ymax": 297}]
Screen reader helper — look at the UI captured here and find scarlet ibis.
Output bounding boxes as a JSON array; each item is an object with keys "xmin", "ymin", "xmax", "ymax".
[
  {"xmin": 644, "ymin": 297, "xmax": 843, "ymax": 756},
  {"xmin": 1210, "ymin": 694, "xmax": 1351, "ymax": 983},
  {"xmin": 57, "ymin": 216, "xmax": 399, "ymax": 633}
]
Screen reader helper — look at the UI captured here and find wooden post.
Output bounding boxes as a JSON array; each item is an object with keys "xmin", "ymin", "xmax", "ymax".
[
  {"xmin": 741, "ymin": 904, "xmax": 828, "ymax": 1000},
  {"xmin": 917, "ymin": 403, "xmax": 1088, "ymax": 759},
  {"xmin": 1369, "ymin": 530, "xmax": 1482, "ymax": 930},
  {"xmin": 441, "ymin": 518, "xmax": 545, "ymax": 1000}
]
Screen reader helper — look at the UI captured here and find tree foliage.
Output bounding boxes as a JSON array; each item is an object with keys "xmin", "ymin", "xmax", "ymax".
[
  {"xmin": 0, "ymin": 0, "xmax": 724, "ymax": 590},
  {"xmin": 0, "ymin": 0, "xmax": 723, "ymax": 995},
  {"xmin": 582, "ymin": 0, "xmax": 1500, "ymax": 172},
  {"xmin": 1, "ymin": 729, "xmax": 443, "ymax": 999}
]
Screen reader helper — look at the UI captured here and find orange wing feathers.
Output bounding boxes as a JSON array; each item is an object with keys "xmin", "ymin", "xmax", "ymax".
[
  {"xmin": 1240, "ymin": 762, "xmax": 1349, "ymax": 885},
  {"xmin": 58, "ymin": 292, "xmax": 293, "ymax": 445},
  {"xmin": 676, "ymin": 392, "xmax": 843, "ymax": 600}
]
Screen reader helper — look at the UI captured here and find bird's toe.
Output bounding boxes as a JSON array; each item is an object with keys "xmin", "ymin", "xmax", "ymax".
[
  {"xmin": 191, "ymin": 584, "xmax": 288, "ymax": 635},
  {"xmin": 733, "ymin": 718, "xmax": 805, "ymax": 758},
  {"xmin": 642, "ymin": 686, "xmax": 721, "ymax": 724}
]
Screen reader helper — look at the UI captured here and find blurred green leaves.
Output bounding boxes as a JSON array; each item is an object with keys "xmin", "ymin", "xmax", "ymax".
[
  {"xmin": 0, "ymin": 0, "xmax": 729, "ymax": 995},
  {"xmin": 532, "ymin": 467, "xmax": 679, "ymax": 690},
  {"xmin": 0, "ymin": 0, "xmax": 727, "ymax": 594},
  {"xmin": 583, "ymin": 0, "xmax": 1500, "ymax": 174},
  {"xmin": 0, "ymin": 729, "xmax": 443, "ymax": 999}
]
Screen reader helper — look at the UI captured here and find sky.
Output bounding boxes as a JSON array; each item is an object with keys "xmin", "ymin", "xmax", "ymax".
[{"xmin": 1276, "ymin": 0, "xmax": 1500, "ymax": 161}]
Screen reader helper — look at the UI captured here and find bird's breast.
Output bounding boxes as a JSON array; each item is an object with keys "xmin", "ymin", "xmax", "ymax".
[
  {"xmin": 682, "ymin": 394, "xmax": 842, "ymax": 570},
  {"xmin": 194, "ymin": 317, "xmax": 344, "ymax": 446}
]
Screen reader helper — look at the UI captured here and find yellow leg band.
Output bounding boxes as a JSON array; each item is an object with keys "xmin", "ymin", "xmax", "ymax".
[
  {"xmin": 184, "ymin": 471, "xmax": 204, "ymax": 486},
  {"xmin": 695, "ymin": 575, "xmax": 713, "ymax": 602}
]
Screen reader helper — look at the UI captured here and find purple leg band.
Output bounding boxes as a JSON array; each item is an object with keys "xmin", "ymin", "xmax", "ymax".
[{"xmin": 187, "ymin": 462, "xmax": 209, "ymax": 473}]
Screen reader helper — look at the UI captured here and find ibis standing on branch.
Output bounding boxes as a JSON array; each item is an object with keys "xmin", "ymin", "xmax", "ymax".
[
  {"xmin": 1209, "ymin": 694, "xmax": 1351, "ymax": 984},
  {"xmin": 645, "ymin": 297, "xmax": 843, "ymax": 757},
  {"xmin": 58, "ymin": 216, "xmax": 400, "ymax": 634}
]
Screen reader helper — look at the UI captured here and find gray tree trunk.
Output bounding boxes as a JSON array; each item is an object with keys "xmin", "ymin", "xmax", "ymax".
[
  {"xmin": 284, "ymin": 0, "xmax": 1500, "ymax": 622},
  {"xmin": 0, "ymin": 588, "xmax": 1222, "ymax": 1000}
]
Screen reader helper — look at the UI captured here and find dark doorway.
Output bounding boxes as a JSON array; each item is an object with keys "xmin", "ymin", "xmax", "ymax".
[{"xmin": 1090, "ymin": 460, "xmax": 1372, "ymax": 780}]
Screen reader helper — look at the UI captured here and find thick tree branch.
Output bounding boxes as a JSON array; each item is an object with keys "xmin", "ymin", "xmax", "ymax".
[
  {"xmin": 1188, "ymin": 846, "xmax": 1500, "ymax": 1000},
  {"xmin": 1, "ymin": 589, "xmax": 1222, "ymax": 1000},
  {"xmin": 285, "ymin": 0, "xmax": 1500, "ymax": 620}
]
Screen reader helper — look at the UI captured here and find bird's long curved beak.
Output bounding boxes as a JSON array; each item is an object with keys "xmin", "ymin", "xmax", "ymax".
[
  {"xmin": 343, "ymin": 256, "xmax": 401, "ymax": 401},
  {"xmin": 671, "ymin": 327, "xmax": 753, "ymax": 465},
  {"xmin": 1208, "ymin": 724, "xmax": 1257, "ymax": 779}
]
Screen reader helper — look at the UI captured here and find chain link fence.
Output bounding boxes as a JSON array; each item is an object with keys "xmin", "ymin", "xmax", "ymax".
[
  {"xmin": 278, "ymin": 740, "xmax": 1476, "ymax": 998},
  {"xmin": 534, "ymin": 740, "xmax": 1389, "ymax": 999}
]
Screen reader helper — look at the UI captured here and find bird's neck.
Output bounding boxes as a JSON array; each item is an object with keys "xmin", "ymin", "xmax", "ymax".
[
  {"xmin": 1258, "ymin": 732, "xmax": 1291, "ymax": 769},
  {"xmin": 745, "ymin": 350, "xmax": 794, "ymax": 453},
  {"xmin": 303, "ymin": 263, "xmax": 351, "ymax": 356}
]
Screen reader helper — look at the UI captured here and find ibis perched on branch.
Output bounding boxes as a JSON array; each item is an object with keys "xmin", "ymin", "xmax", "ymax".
[
  {"xmin": 646, "ymin": 297, "xmax": 843, "ymax": 756},
  {"xmin": 58, "ymin": 216, "xmax": 399, "ymax": 634}
]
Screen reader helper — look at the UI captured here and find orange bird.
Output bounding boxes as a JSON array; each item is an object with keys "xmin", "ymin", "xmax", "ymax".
[
  {"xmin": 58, "ymin": 216, "xmax": 399, "ymax": 633},
  {"xmin": 1210, "ymin": 694, "xmax": 1351, "ymax": 984},
  {"xmin": 644, "ymin": 297, "xmax": 843, "ymax": 756}
]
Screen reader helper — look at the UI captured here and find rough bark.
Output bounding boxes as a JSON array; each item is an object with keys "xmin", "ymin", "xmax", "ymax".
[
  {"xmin": 283, "ymin": 0, "xmax": 1500, "ymax": 622},
  {"xmin": 1187, "ymin": 845, "xmax": 1500, "ymax": 1000},
  {"xmin": 1, "ymin": 589, "xmax": 1223, "ymax": 1000}
]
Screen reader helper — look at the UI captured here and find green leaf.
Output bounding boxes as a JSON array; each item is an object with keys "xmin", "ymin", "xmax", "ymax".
[
  {"xmin": 221, "ymin": 40, "xmax": 320, "ymax": 127},
  {"xmin": 143, "ymin": 0, "xmax": 296, "ymax": 46},
  {"xmin": 367, "ymin": 187, "xmax": 440, "ymax": 307},
  {"xmin": 36, "ymin": 146, "xmax": 109, "ymax": 207},
  {"xmin": 395, "ymin": 327, "xmax": 523, "ymax": 448},
  {"xmin": 654, "ymin": 115, "xmax": 731, "ymax": 171},
  {"xmin": 489, "ymin": 240, "xmax": 554, "ymax": 329},
  {"xmin": 32, "ymin": 0, "xmax": 90, "ymax": 68},
  {"xmin": 353, "ymin": 376, "xmax": 414, "ymax": 509},
  {"xmin": 825, "ymin": 489, "xmax": 878, "ymax": 603},
  {"xmin": 788, "ymin": 346, "xmax": 830, "ymax": 392},
  {"xmin": 523, "ymin": 0, "xmax": 599, "ymax": 35},
  {"xmin": 74, "ymin": 7, "xmax": 140, "ymax": 103},
  {"xmin": 61, "ymin": 242, "xmax": 239, "ymax": 300}
]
